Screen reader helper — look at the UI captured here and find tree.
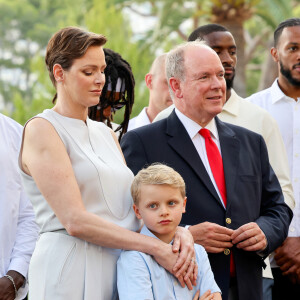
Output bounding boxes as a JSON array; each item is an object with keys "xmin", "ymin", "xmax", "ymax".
[
  {"xmin": 0, "ymin": 0, "xmax": 153, "ymax": 123},
  {"xmin": 0, "ymin": 0, "xmax": 92, "ymax": 107},
  {"xmin": 85, "ymin": 0, "xmax": 155, "ymax": 121},
  {"xmin": 113, "ymin": 0, "xmax": 297, "ymax": 97}
]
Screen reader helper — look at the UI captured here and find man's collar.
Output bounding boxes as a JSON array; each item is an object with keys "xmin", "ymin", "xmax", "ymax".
[
  {"xmin": 271, "ymin": 79, "xmax": 291, "ymax": 104},
  {"xmin": 222, "ymin": 89, "xmax": 239, "ymax": 116},
  {"xmin": 174, "ymin": 108, "xmax": 219, "ymax": 140}
]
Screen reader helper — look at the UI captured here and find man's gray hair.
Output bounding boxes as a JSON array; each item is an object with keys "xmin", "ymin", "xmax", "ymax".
[{"xmin": 165, "ymin": 40, "xmax": 208, "ymax": 98}]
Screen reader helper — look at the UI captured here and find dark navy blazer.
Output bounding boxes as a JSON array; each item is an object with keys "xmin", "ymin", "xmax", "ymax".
[{"xmin": 121, "ymin": 111, "xmax": 292, "ymax": 300}]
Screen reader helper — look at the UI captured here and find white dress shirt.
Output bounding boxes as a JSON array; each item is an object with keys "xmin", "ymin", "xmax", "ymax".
[
  {"xmin": 221, "ymin": 89, "xmax": 294, "ymax": 210},
  {"xmin": 175, "ymin": 108, "xmax": 225, "ymax": 207},
  {"xmin": 127, "ymin": 107, "xmax": 151, "ymax": 131},
  {"xmin": 0, "ymin": 113, "xmax": 38, "ymax": 299},
  {"xmin": 247, "ymin": 79, "xmax": 300, "ymax": 238}
]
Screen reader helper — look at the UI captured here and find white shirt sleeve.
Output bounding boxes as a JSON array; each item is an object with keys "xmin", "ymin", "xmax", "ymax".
[{"xmin": 0, "ymin": 114, "xmax": 39, "ymax": 280}]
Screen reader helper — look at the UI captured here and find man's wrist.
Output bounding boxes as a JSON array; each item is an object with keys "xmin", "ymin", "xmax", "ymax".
[
  {"xmin": 257, "ymin": 235, "xmax": 269, "ymax": 257},
  {"xmin": 4, "ymin": 274, "xmax": 17, "ymax": 298},
  {"xmin": 7, "ymin": 270, "xmax": 25, "ymax": 291}
]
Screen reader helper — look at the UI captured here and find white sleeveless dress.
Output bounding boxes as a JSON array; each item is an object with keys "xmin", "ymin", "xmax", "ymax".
[{"xmin": 20, "ymin": 109, "xmax": 140, "ymax": 300}]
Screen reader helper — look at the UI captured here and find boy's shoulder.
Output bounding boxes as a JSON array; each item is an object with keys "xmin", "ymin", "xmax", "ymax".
[
  {"xmin": 117, "ymin": 249, "xmax": 152, "ymax": 266},
  {"xmin": 194, "ymin": 243, "xmax": 209, "ymax": 264},
  {"xmin": 194, "ymin": 243, "xmax": 206, "ymax": 254}
]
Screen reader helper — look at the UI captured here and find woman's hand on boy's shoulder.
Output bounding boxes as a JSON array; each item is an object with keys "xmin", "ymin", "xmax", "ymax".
[{"xmin": 173, "ymin": 226, "xmax": 198, "ymax": 289}]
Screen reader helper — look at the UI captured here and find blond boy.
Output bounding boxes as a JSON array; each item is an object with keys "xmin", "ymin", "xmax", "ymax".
[{"xmin": 117, "ymin": 164, "xmax": 221, "ymax": 300}]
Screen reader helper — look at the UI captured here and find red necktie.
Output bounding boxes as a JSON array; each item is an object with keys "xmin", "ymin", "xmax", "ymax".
[
  {"xmin": 199, "ymin": 128, "xmax": 235, "ymax": 277},
  {"xmin": 199, "ymin": 128, "xmax": 227, "ymax": 206}
]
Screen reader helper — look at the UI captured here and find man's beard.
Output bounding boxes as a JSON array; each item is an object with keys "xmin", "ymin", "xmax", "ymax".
[
  {"xmin": 225, "ymin": 76, "xmax": 234, "ymax": 90},
  {"xmin": 280, "ymin": 61, "xmax": 300, "ymax": 87}
]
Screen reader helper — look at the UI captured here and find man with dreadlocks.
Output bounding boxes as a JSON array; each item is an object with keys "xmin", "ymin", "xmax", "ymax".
[{"xmin": 89, "ymin": 48, "xmax": 135, "ymax": 141}]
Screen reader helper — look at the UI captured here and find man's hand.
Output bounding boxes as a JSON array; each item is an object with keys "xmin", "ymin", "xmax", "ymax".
[
  {"xmin": 274, "ymin": 237, "xmax": 300, "ymax": 284},
  {"xmin": 0, "ymin": 276, "xmax": 15, "ymax": 300},
  {"xmin": 189, "ymin": 222, "xmax": 233, "ymax": 253},
  {"xmin": 173, "ymin": 227, "xmax": 198, "ymax": 289},
  {"xmin": 231, "ymin": 222, "xmax": 267, "ymax": 251},
  {"xmin": 0, "ymin": 271, "xmax": 25, "ymax": 300}
]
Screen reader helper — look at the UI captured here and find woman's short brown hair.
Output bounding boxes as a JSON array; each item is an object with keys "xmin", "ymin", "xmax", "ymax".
[{"xmin": 45, "ymin": 26, "xmax": 107, "ymax": 89}]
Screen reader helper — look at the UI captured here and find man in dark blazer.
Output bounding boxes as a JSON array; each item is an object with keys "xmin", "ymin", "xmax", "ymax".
[{"xmin": 121, "ymin": 41, "xmax": 292, "ymax": 300}]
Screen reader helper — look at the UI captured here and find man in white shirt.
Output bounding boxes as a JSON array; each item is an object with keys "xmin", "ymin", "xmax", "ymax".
[
  {"xmin": 0, "ymin": 113, "xmax": 38, "ymax": 300},
  {"xmin": 121, "ymin": 41, "xmax": 292, "ymax": 300},
  {"xmin": 247, "ymin": 18, "xmax": 300, "ymax": 298},
  {"xmin": 127, "ymin": 54, "xmax": 173, "ymax": 131}
]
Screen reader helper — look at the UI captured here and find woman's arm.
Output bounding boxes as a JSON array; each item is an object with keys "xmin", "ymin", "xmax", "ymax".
[
  {"xmin": 110, "ymin": 127, "xmax": 197, "ymax": 287},
  {"xmin": 21, "ymin": 118, "xmax": 192, "ymax": 282}
]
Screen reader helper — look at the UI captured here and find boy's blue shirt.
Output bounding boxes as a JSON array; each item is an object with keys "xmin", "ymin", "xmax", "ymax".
[{"xmin": 117, "ymin": 225, "xmax": 221, "ymax": 300}]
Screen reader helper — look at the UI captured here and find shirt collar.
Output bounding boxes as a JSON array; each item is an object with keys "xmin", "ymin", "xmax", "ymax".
[
  {"xmin": 175, "ymin": 108, "xmax": 219, "ymax": 141},
  {"xmin": 270, "ymin": 79, "xmax": 294, "ymax": 104},
  {"xmin": 222, "ymin": 89, "xmax": 239, "ymax": 116},
  {"xmin": 140, "ymin": 225, "xmax": 174, "ymax": 244},
  {"xmin": 141, "ymin": 107, "xmax": 151, "ymax": 122}
]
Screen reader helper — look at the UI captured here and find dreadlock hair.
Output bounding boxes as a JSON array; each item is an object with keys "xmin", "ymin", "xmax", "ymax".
[
  {"xmin": 188, "ymin": 24, "xmax": 228, "ymax": 41},
  {"xmin": 274, "ymin": 18, "xmax": 300, "ymax": 47},
  {"xmin": 89, "ymin": 48, "xmax": 135, "ymax": 141}
]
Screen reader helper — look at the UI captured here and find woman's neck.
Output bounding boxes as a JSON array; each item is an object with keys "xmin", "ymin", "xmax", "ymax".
[{"xmin": 53, "ymin": 97, "xmax": 88, "ymax": 121}]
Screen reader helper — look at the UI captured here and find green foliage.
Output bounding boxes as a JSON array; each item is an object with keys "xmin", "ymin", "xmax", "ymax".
[
  {"xmin": 254, "ymin": 0, "xmax": 293, "ymax": 28},
  {"xmin": 0, "ymin": 0, "xmax": 91, "ymax": 122},
  {"xmin": 0, "ymin": 0, "xmax": 154, "ymax": 123},
  {"xmin": 10, "ymin": 92, "xmax": 52, "ymax": 126},
  {"xmin": 84, "ymin": 0, "xmax": 155, "ymax": 120},
  {"xmin": 1, "ymin": 0, "xmax": 299, "ymax": 123}
]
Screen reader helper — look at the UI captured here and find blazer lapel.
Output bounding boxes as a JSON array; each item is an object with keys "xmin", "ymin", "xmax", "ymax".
[
  {"xmin": 166, "ymin": 111, "xmax": 223, "ymax": 207},
  {"xmin": 216, "ymin": 117, "xmax": 240, "ymax": 212}
]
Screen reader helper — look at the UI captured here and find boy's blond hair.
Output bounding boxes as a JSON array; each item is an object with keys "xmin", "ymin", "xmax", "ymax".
[{"xmin": 131, "ymin": 163, "xmax": 186, "ymax": 205}]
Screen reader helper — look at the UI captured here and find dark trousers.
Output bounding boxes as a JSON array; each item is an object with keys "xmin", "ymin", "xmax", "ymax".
[
  {"xmin": 228, "ymin": 277, "xmax": 239, "ymax": 300},
  {"xmin": 272, "ymin": 267, "xmax": 300, "ymax": 299}
]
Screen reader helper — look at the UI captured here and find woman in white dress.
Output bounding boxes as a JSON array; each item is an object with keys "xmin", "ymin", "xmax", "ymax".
[{"xmin": 19, "ymin": 27, "xmax": 196, "ymax": 299}]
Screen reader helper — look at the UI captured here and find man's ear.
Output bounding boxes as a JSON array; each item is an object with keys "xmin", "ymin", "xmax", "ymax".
[
  {"xmin": 145, "ymin": 73, "xmax": 153, "ymax": 89},
  {"xmin": 182, "ymin": 197, "xmax": 187, "ymax": 213},
  {"xmin": 133, "ymin": 204, "xmax": 142, "ymax": 219},
  {"xmin": 53, "ymin": 64, "xmax": 64, "ymax": 83},
  {"xmin": 169, "ymin": 77, "xmax": 183, "ymax": 98},
  {"xmin": 270, "ymin": 47, "xmax": 279, "ymax": 63}
]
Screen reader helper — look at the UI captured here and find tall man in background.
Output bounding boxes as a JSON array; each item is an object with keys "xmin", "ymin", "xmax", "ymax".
[
  {"xmin": 247, "ymin": 18, "xmax": 300, "ymax": 298},
  {"xmin": 128, "ymin": 53, "xmax": 173, "ymax": 130}
]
